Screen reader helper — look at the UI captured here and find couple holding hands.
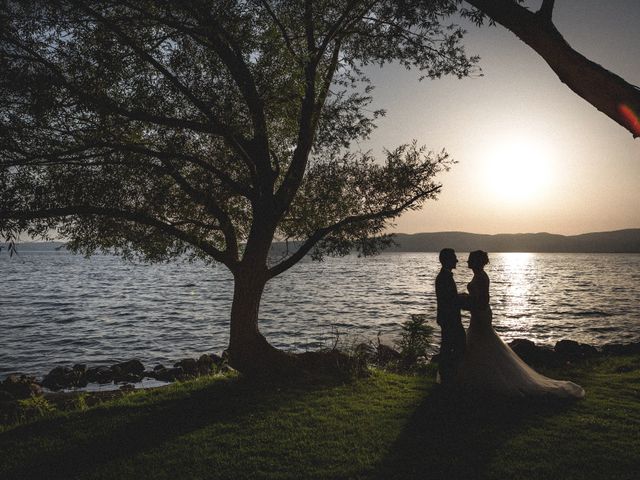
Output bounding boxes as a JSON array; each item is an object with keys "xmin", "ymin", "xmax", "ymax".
[{"xmin": 435, "ymin": 249, "xmax": 584, "ymax": 399}]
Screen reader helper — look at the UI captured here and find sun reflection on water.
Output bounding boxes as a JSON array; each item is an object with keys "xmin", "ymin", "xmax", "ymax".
[{"xmin": 494, "ymin": 253, "xmax": 535, "ymax": 330}]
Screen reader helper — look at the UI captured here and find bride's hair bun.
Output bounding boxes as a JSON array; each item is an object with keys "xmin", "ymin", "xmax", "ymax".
[{"xmin": 469, "ymin": 250, "xmax": 489, "ymax": 267}]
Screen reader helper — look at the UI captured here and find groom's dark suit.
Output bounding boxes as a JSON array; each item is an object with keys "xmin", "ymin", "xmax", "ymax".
[{"xmin": 436, "ymin": 267, "xmax": 466, "ymax": 384}]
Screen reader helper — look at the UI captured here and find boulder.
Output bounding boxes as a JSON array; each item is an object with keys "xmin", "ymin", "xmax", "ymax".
[
  {"xmin": 111, "ymin": 359, "xmax": 145, "ymax": 376},
  {"xmin": 376, "ymin": 343, "xmax": 401, "ymax": 365},
  {"xmin": 508, "ymin": 339, "xmax": 562, "ymax": 367},
  {"xmin": 111, "ymin": 359, "xmax": 145, "ymax": 383},
  {"xmin": 209, "ymin": 353, "xmax": 225, "ymax": 366},
  {"xmin": 554, "ymin": 339, "xmax": 599, "ymax": 360},
  {"xmin": 1, "ymin": 374, "xmax": 43, "ymax": 399},
  {"xmin": 42, "ymin": 366, "xmax": 87, "ymax": 390},
  {"xmin": 153, "ymin": 366, "xmax": 184, "ymax": 382},
  {"xmin": 601, "ymin": 342, "xmax": 640, "ymax": 356},
  {"xmin": 196, "ymin": 354, "xmax": 217, "ymax": 375},
  {"xmin": 174, "ymin": 358, "xmax": 198, "ymax": 376},
  {"xmin": 86, "ymin": 366, "xmax": 114, "ymax": 384}
]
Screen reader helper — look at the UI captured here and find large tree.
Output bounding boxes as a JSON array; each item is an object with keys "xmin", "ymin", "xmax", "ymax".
[
  {"xmin": 461, "ymin": 0, "xmax": 640, "ymax": 138},
  {"xmin": 0, "ymin": 1, "xmax": 477, "ymax": 374}
]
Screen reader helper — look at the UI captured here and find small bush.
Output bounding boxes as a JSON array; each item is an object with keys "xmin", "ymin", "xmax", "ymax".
[
  {"xmin": 396, "ymin": 314, "xmax": 435, "ymax": 370},
  {"xmin": 18, "ymin": 396, "xmax": 56, "ymax": 421}
]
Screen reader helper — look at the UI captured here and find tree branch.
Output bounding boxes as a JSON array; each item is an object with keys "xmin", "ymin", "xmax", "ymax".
[
  {"xmin": 258, "ymin": 0, "xmax": 299, "ymax": 59},
  {"xmin": 464, "ymin": 0, "xmax": 640, "ymax": 138},
  {"xmin": 75, "ymin": 2, "xmax": 215, "ymax": 124},
  {"xmin": 537, "ymin": 0, "xmax": 555, "ymax": 22},
  {"xmin": 153, "ymin": 161, "xmax": 240, "ymax": 261},
  {"xmin": 0, "ymin": 206, "xmax": 232, "ymax": 265},
  {"xmin": 267, "ymin": 185, "xmax": 440, "ymax": 278}
]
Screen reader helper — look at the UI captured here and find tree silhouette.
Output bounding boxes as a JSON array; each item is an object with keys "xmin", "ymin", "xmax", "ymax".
[
  {"xmin": 462, "ymin": 0, "xmax": 640, "ymax": 138},
  {"xmin": 0, "ymin": 1, "xmax": 477, "ymax": 374}
]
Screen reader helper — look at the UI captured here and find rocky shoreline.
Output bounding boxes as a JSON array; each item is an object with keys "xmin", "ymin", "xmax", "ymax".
[
  {"xmin": 0, "ymin": 352, "xmax": 230, "ymax": 404},
  {"xmin": 2, "ymin": 339, "xmax": 640, "ymax": 405}
]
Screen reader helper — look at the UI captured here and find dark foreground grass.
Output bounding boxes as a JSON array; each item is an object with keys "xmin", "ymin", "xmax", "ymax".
[{"xmin": 1, "ymin": 355, "xmax": 639, "ymax": 480}]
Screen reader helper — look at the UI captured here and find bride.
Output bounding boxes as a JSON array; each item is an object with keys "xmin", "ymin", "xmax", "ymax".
[{"xmin": 455, "ymin": 250, "xmax": 585, "ymax": 399}]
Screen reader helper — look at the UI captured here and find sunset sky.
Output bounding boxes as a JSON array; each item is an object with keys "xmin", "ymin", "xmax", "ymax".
[{"xmin": 365, "ymin": 0, "xmax": 640, "ymax": 235}]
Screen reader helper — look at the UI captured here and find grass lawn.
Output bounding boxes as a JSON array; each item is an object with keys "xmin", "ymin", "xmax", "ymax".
[{"xmin": 1, "ymin": 355, "xmax": 639, "ymax": 480}]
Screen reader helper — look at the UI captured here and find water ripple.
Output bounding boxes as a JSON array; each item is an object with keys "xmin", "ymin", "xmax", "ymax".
[{"xmin": 1, "ymin": 251, "xmax": 640, "ymax": 378}]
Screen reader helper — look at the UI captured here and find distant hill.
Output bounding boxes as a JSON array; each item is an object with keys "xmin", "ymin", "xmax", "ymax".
[
  {"xmin": 5, "ymin": 229, "xmax": 640, "ymax": 254},
  {"xmin": 388, "ymin": 229, "xmax": 640, "ymax": 253}
]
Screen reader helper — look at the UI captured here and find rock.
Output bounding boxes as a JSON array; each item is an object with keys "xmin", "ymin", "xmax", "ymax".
[
  {"xmin": 218, "ymin": 364, "xmax": 235, "ymax": 375},
  {"xmin": 509, "ymin": 338, "xmax": 538, "ymax": 359},
  {"xmin": 196, "ymin": 354, "xmax": 217, "ymax": 375},
  {"xmin": 153, "ymin": 366, "xmax": 184, "ymax": 382},
  {"xmin": 153, "ymin": 364, "xmax": 166, "ymax": 371},
  {"xmin": 73, "ymin": 364, "xmax": 87, "ymax": 375},
  {"xmin": 119, "ymin": 383, "xmax": 135, "ymax": 392},
  {"xmin": 376, "ymin": 343, "xmax": 401, "ymax": 365},
  {"xmin": 1, "ymin": 374, "xmax": 43, "ymax": 399},
  {"xmin": 86, "ymin": 366, "xmax": 114, "ymax": 384},
  {"xmin": 112, "ymin": 359, "xmax": 145, "ymax": 376},
  {"xmin": 601, "ymin": 342, "xmax": 640, "ymax": 356},
  {"xmin": 113, "ymin": 372, "xmax": 143, "ymax": 383},
  {"xmin": 508, "ymin": 339, "xmax": 561, "ymax": 367},
  {"xmin": 110, "ymin": 359, "xmax": 145, "ymax": 383},
  {"xmin": 210, "ymin": 353, "xmax": 225, "ymax": 366},
  {"xmin": 174, "ymin": 358, "xmax": 198, "ymax": 376},
  {"xmin": 42, "ymin": 366, "xmax": 87, "ymax": 391},
  {"xmin": 555, "ymin": 339, "xmax": 599, "ymax": 360}
]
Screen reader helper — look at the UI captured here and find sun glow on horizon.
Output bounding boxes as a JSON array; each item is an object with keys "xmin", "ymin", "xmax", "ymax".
[{"xmin": 483, "ymin": 138, "xmax": 554, "ymax": 204}]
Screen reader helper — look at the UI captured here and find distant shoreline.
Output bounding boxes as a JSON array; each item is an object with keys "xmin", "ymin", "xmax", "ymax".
[
  {"xmin": 4, "ymin": 228, "xmax": 640, "ymax": 254},
  {"xmin": 387, "ymin": 228, "xmax": 640, "ymax": 253}
]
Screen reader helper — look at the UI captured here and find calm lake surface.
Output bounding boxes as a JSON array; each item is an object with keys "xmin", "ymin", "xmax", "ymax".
[{"xmin": 1, "ymin": 251, "xmax": 640, "ymax": 378}]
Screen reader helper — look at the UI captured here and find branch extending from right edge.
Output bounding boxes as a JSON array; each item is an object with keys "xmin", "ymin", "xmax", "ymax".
[
  {"xmin": 0, "ymin": 206, "xmax": 233, "ymax": 267},
  {"xmin": 266, "ymin": 185, "xmax": 441, "ymax": 279},
  {"xmin": 463, "ymin": 0, "xmax": 640, "ymax": 138}
]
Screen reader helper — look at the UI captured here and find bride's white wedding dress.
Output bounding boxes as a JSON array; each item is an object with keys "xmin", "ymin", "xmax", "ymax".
[{"xmin": 455, "ymin": 278, "xmax": 585, "ymax": 399}]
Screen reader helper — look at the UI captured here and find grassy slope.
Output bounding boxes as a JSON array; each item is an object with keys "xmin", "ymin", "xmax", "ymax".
[{"xmin": 1, "ymin": 356, "xmax": 639, "ymax": 480}]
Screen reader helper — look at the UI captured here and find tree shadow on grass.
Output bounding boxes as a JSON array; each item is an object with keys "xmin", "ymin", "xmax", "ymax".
[
  {"xmin": 370, "ymin": 386, "xmax": 576, "ymax": 480},
  {"xmin": 0, "ymin": 376, "xmax": 331, "ymax": 480}
]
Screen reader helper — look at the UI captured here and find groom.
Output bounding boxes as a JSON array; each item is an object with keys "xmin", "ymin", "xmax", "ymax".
[{"xmin": 435, "ymin": 248, "xmax": 466, "ymax": 385}]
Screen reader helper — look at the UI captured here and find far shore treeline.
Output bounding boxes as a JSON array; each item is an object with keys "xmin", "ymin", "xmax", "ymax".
[{"xmin": 6, "ymin": 229, "xmax": 640, "ymax": 254}]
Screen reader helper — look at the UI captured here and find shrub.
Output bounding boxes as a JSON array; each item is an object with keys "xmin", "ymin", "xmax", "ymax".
[
  {"xmin": 396, "ymin": 314, "xmax": 435, "ymax": 370},
  {"xmin": 18, "ymin": 396, "xmax": 56, "ymax": 421}
]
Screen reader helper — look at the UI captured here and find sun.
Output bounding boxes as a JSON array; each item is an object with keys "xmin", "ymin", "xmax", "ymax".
[{"xmin": 484, "ymin": 138, "xmax": 553, "ymax": 203}]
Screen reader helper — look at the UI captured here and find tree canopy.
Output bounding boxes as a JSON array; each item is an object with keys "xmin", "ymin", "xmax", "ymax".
[{"xmin": 0, "ymin": 0, "xmax": 477, "ymax": 373}]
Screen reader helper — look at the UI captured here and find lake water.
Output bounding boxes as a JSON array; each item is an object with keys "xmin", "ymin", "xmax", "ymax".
[{"xmin": 1, "ymin": 251, "xmax": 640, "ymax": 378}]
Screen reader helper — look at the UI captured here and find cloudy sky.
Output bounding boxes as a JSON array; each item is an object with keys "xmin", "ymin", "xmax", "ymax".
[{"xmin": 363, "ymin": 0, "xmax": 639, "ymax": 235}]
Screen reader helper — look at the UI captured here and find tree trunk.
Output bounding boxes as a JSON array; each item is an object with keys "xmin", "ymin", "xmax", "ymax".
[
  {"xmin": 465, "ymin": 0, "xmax": 640, "ymax": 138},
  {"xmin": 227, "ymin": 265, "xmax": 295, "ymax": 375}
]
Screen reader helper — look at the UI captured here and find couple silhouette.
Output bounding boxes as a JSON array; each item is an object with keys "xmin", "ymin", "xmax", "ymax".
[{"xmin": 435, "ymin": 248, "xmax": 585, "ymax": 398}]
